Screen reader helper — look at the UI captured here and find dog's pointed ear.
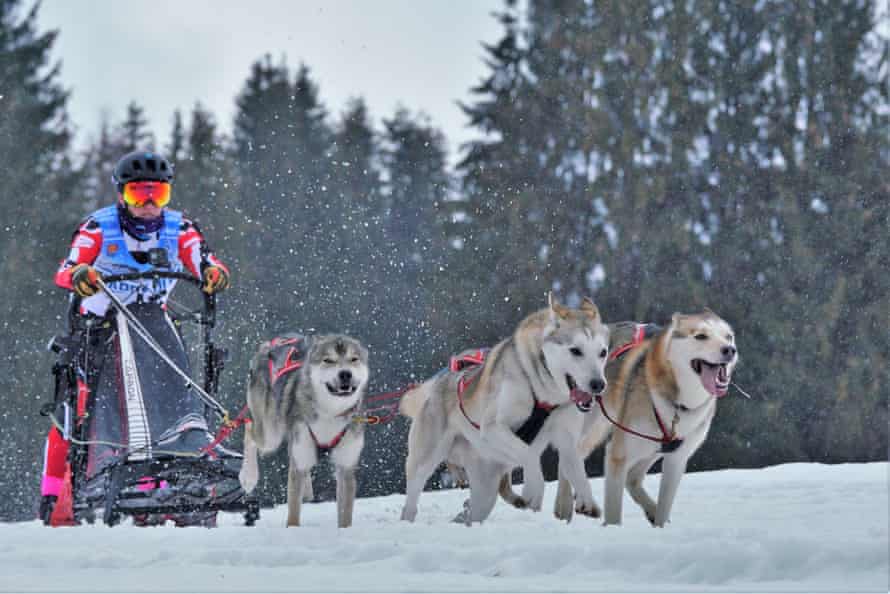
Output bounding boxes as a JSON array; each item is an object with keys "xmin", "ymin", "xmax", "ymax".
[
  {"xmin": 668, "ymin": 313, "xmax": 684, "ymax": 341},
  {"xmin": 580, "ymin": 297, "xmax": 599, "ymax": 321},
  {"xmin": 549, "ymin": 292, "xmax": 570, "ymax": 320}
]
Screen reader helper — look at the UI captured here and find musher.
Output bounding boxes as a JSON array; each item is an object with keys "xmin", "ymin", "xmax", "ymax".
[{"xmin": 39, "ymin": 150, "xmax": 230, "ymax": 526}]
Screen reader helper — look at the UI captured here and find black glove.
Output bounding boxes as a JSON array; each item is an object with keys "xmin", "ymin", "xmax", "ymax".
[{"xmin": 70, "ymin": 264, "xmax": 101, "ymax": 298}]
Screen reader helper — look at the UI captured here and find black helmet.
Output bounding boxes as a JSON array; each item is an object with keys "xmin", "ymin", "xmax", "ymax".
[{"xmin": 111, "ymin": 151, "xmax": 174, "ymax": 191}]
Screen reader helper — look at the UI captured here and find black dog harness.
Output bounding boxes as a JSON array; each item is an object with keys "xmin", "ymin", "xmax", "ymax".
[{"xmin": 453, "ymin": 340, "xmax": 559, "ymax": 444}]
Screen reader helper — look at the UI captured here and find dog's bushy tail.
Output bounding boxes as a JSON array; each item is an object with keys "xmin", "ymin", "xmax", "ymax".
[{"xmin": 399, "ymin": 383, "xmax": 429, "ymax": 419}]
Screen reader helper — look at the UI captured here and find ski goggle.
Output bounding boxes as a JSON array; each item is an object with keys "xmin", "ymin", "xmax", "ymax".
[{"xmin": 121, "ymin": 181, "xmax": 171, "ymax": 208}]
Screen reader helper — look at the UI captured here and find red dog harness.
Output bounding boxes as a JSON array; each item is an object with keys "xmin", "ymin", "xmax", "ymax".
[
  {"xmin": 453, "ymin": 349, "xmax": 488, "ymax": 430},
  {"xmin": 267, "ymin": 335, "xmax": 304, "ymax": 385},
  {"xmin": 597, "ymin": 323, "xmax": 685, "ymax": 452}
]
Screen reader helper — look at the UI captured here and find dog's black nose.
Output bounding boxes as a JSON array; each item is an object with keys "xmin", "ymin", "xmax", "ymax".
[
  {"xmin": 589, "ymin": 378, "xmax": 606, "ymax": 394},
  {"xmin": 338, "ymin": 370, "xmax": 352, "ymax": 383},
  {"xmin": 721, "ymin": 345, "xmax": 737, "ymax": 359}
]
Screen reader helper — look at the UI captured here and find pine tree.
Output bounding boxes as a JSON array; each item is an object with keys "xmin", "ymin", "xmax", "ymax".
[
  {"xmin": 0, "ymin": 0, "xmax": 72, "ymax": 520},
  {"xmin": 167, "ymin": 109, "xmax": 185, "ymax": 163},
  {"xmin": 452, "ymin": 0, "xmax": 887, "ymax": 475},
  {"xmin": 117, "ymin": 101, "xmax": 155, "ymax": 153},
  {"xmin": 230, "ymin": 55, "xmax": 342, "ymax": 500},
  {"xmin": 171, "ymin": 103, "xmax": 232, "ymax": 238},
  {"xmin": 755, "ymin": 0, "xmax": 889, "ymax": 463},
  {"xmin": 325, "ymin": 97, "xmax": 382, "ymax": 337},
  {"xmin": 451, "ymin": 3, "xmax": 554, "ymax": 343},
  {"xmin": 232, "ymin": 56, "xmax": 335, "ymax": 338}
]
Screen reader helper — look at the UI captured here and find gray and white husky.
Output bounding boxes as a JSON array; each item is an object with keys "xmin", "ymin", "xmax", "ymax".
[
  {"xmin": 399, "ymin": 294, "xmax": 610, "ymax": 524},
  {"xmin": 239, "ymin": 334, "xmax": 369, "ymax": 528}
]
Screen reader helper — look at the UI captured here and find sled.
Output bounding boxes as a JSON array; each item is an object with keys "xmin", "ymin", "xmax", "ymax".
[{"xmin": 41, "ymin": 268, "xmax": 262, "ymax": 527}]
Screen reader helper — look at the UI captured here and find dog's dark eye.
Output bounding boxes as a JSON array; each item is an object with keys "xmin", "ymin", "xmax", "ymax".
[
  {"xmin": 569, "ymin": 347, "xmax": 583, "ymax": 357},
  {"xmin": 694, "ymin": 334, "xmax": 708, "ymax": 341},
  {"xmin": 323, "ymin": 358, "xmax": 336, "ymax": 365},
  {"xmin": 599, "ymin": 348, "xmax": 607, "ymax": 358},
  {"xmin": 349, "ymin": 357, "xmax": 359, "ymax": 363}
]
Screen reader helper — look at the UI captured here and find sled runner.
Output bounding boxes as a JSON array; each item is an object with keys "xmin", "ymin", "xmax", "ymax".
[{"xmin": 41, "ymin": 269, "xmax": 260, "ymax": 527}]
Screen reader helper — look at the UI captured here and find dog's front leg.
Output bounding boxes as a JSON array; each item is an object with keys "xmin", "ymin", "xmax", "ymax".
[
  {"xmin": 286, "ymin": 460, "xmax": 310, "ymax": 527},
  {"xmin": 331, "ymin": 432, "xmax": 363, "ymax": 528},
  {"xmin": 626, "ymin": 455, "xmax": 659, "ymax": 525},
  {"xmin": 238, "ymin": 426, "xmax": 260, "ymax": 494},
  {"xmin": 286, "ymin": 434, "xmax": 316, "ymax": 527},
  {"xmin": 553, "ymin": 468, "xmax": 574, "ymax": 521},
  {"xmin": 654, "ymin": 453, "xmax": 688, "ymax": 527},
  {"xmin": 335, "ymin": 465, "xmax": 357, "ymax": 528},
  {"xmin": 559, "ymin": 448, "xmax": 599, "ymax": 519}
]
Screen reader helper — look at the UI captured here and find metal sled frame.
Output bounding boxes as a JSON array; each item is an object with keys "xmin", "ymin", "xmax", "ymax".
[{"xmin": 49, "ymin": 269, "xmax": 261, "ymax": 526}]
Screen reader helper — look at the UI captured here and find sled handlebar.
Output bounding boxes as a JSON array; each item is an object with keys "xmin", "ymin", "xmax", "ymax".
[
  {"xmin": 102, "ymin": 270, "xmax": 202, "ymax": 287},
  {"xmin": 101, "ymin": 270, "xmax": 216, "ymax": 328}
]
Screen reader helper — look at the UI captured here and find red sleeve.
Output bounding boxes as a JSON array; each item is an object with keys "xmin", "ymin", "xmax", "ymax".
[
  {"xmin": 54, "ymin": 220, "xmax": 102, "ymax": 290},
  {"xmin": 179, "ymin": 220, "xmax": 228, "ymax": 279}
]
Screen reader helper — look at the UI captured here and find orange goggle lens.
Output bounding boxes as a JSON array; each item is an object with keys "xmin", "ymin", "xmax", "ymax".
[{"xmin": 121, "ymin": 181, "xmax": 171, "ymax": 208}]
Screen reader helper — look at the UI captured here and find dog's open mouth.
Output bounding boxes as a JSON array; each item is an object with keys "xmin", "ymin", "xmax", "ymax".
[
  {"xmin": 326, "ymin": 383, "xmax": 358, "ymax": 397},
  {"xmin": 566, "ymin": 375, "xmax": 593, "ymax": 412},
  {"xmin": 691, "ymin": 359, "xmax": 731, "ymax": 397}
]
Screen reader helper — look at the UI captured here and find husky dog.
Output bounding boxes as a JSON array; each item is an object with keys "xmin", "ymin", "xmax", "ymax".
[
  {"xmin": 239, "ymin": 334, "xmax": 369, "ymax": 528},
  {"xmin": 399, "ymin": 295, "xmax": 610, "ymax": 524},
  {"xmin": 551, "ymin": 310, "xmax": 738, "ymax": 526}
]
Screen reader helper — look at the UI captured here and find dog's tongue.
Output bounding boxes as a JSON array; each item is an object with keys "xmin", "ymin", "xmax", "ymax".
[
  {"xmin": 699, "ymin": 363, "xmax": 728, "ymax": 397},
  {"xmin": 570, "ymin": 388, "xmax": 593, "ymax": 407}
]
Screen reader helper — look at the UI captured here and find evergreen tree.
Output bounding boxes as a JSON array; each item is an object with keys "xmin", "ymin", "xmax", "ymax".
[
  {"xmin": 451, "ymin": 3, "xmax": 554, "ymax": 344},
  {"xmin": 230, "ymin": 55, "xmax": 341, "ymax": 500},
  {"xmin": 452, "ymin": 0, "xmax": 887, "ymax": 476},
  {"xmin": 117, "ymin": 100, "xmax": 155, "ymax": 153},
  {"xmin": 0, "ymin": 0, "xmax": 72, "ymax": 520},
  {"xmin": 167, "ymin": 109, "xmax": 185, "ymax": 163},
  {"xmin": 171, "ymin": 103, "xmax": 233, "ymax": 238},
  {"xmin": 746, "ymin": 0, "xmax": 890, "ymax": 463},
  {"xmin": 232, "ymin": 56, "xmax": 334, "ymax": 338},
  {"xmin": 327, "ymin": 98, "xmax": 386, "ymax": 346}
]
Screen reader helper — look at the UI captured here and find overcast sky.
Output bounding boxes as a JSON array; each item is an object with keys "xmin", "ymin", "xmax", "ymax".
[{"xmin": 37, "ymin": 1, "xmax": 505, "ymax": 161}]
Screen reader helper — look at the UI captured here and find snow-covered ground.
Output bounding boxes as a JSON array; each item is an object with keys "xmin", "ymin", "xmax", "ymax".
[{"xmin": 2, "ymin": 462, "xmax": 887, "ymax": 593}]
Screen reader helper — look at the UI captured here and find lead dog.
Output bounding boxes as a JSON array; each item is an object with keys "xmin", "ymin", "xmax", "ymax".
[
  {"xmin": 550, "ymin": 310, "xmax": 738, "ymax": 526},
  {"xmin": 238, "ymin": 333, "xmax": 369, "ymax": 528},
  {"xmin": 399, "ymin": 295, "xmax": 610, "ymax": 524}
]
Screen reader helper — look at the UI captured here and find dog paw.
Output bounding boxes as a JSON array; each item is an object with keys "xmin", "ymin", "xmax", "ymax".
[
  {"xmin": 519, "ymin": 487, "xmax": 544, "ymax": 512},
  {"xmin": 554, "ymin": 501, "xmax": 574, "ymax": 522},
  {"xmin": 451, "ymin": 499, "xmax": 472, "ymax": 525},
  {"xmin": 238, "ymin": 464, "xmax": 258, "ymax": 494},
  {"xmin": 643, "ymin": 505, "xmax": 657, "ymax": 525},
  {"xmin": 400, "ymin": 506, "xmax": 417, "ymax": 522},
  {"xmin": 512, "ymin": 495, "xmax": 543, "ymax": 511},
  {"xmin": 509, "ymin": 497, "xmax": 528, "ymax": 510},
  {"xmin": 575, "ymin": 500, "xmax": 602, "ymax": 519},
  {"xmin": 451, "ymin": 509, "xmax": 470, "ymax": 524}
]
